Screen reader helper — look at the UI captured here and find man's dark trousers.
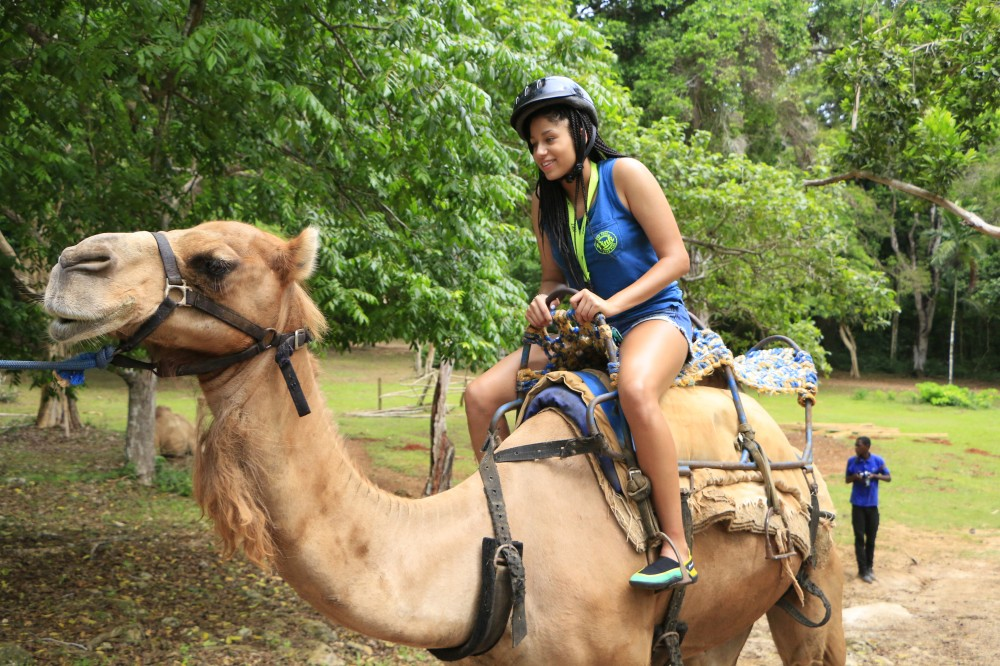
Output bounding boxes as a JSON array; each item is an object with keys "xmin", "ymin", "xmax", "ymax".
[{"xmin": 852, "ymin": 504, "xmax": 879, "ymax": 575}]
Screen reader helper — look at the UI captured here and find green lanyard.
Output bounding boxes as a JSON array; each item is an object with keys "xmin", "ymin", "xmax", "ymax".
[{"xmin": 565, "ymin": 166, "xmax": 600, "ymax": 285}]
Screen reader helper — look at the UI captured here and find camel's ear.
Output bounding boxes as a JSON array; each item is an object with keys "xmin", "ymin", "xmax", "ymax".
[{"xmin": 282, "ymin": 227, "xmax": 320, "ymax": 282}]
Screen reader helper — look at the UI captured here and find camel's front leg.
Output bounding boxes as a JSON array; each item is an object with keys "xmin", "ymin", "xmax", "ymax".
[{"xmin": 764, "ymin": 546, "xmax": 846, "ymax": 666}]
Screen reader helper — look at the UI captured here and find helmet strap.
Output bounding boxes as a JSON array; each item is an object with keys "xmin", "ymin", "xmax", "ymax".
[{"xmin": 563, "ymin": 131, "xmax": 598, "ymax": 184}]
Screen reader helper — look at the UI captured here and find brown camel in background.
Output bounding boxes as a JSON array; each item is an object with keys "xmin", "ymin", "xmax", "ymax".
[{"xmin": 154, "ymin": 405, "xmax": 195, "ymax": 457}]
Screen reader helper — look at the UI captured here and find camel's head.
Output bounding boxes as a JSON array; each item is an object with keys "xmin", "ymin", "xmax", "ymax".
[{"xmin": 44, "ymin": 221, "xmax": 326, "ymax": 360}]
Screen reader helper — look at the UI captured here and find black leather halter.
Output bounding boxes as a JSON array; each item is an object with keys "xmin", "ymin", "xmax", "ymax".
[{"xmin": 109, "ymin": 231, "xmax": 315, "ymax": 416}]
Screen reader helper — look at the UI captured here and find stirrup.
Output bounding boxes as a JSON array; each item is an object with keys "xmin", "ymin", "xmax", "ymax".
[{"xmin": 630, "ymin": 532, "xmax": 698, "ymax": 591}]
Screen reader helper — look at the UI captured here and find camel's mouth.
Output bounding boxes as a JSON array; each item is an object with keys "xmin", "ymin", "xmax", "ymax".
[
  {"xmin": 45, "ymin": 301, "xmax": 137, "ymax": 344},
  {"xmin": 48, "ymin": 316, "xmax": 117, "ymax": 344}
]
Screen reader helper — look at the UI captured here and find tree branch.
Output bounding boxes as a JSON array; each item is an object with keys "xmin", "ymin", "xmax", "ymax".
[
  {"xmin": 803, "ymin": 171, "xmax": 1000, "ymax": 239},
  {"xmin": 23, "ymin": 23, "xmax": 51, "ymax": 47},
  {"xmin": 683, "ymin": 237, "xmax": 762, "ymax": 256},
  {"xmin": 183, "ymin": 0, "xmax": 207, "ymax": 37},
  {"xmin": 0, "ymin": 223, "xmax": 43, "ymax": 301},
  {"xmin": 308, "ymin": 7, "xmax": 367, "ymax": 81}
]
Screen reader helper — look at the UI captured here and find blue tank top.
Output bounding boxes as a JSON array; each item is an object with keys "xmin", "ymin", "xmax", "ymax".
[{"xmin": 548, "ymin": 158, "xmax": 685, "ymax": 330}]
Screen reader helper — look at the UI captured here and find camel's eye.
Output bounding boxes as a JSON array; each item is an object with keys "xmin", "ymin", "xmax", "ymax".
[{"xmin": 189, "ymin": 254, "xmax": 238, "ymax": 290}]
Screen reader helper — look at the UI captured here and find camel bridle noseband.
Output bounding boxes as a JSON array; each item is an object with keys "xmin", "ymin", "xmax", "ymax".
[{"xmin": 110, "ymin": 231, "xmax": 315, "ymax": 416}]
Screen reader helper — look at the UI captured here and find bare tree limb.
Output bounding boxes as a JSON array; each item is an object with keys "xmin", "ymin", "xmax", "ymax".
[
  {"xmin": 683, "ymin": 237, "xmax": 762, "ymax": 256},
  {"xmin": 0, "ymin": 222, "xmax": 43, "ymax": 301},
  {"xmin": 803, "ymin": 170, "xmax": 1000, "ymax": 240}
]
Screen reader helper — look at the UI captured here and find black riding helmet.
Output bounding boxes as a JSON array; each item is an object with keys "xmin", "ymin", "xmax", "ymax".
[
  {"xmin": 509, "ymin": 76, "xmax": 599, "ymax": 142},
  {"xmin": 511, "ymin": 76, "xmax": 600, "ymax": 182}
]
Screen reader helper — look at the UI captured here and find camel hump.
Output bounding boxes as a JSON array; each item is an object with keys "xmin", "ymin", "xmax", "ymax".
[{"xmin": 661, "ymin": 386, "xmax": 798, "ymax": 462}]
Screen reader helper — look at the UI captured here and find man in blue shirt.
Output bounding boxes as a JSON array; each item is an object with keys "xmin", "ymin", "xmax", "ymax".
[{"xmin": 845, "ymin": 436, "xmax": 892, "ymax": 583}]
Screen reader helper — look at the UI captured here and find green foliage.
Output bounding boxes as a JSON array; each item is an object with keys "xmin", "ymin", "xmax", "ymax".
[
  {"xmin": 1, "ymin": 0, "xmax": 993, "ymax": 382},
  {"xmin": 153, "ymin": 457, "xmax": 194, "ymax": 497},
  {"xmin": 586, "ymin": 0, "xmax": 819, "ymax": 164},
  {"xmin": 826, "ymin": 0, "xmax": 1000, "ymax": 184},
  {"xmin": 915, "ymin": 382, "xmax": 999, "ymax": 409},
  {"xmin": 0, "ymin": 0, "xmax": 629, "ymax": 370},
  {"xmin": 629, "ymin": 117, "xmax": 895, "ymax": 362},
  {"xmin": 820, "ymin": 0, "xmax": 1000, "ymax": 375}
]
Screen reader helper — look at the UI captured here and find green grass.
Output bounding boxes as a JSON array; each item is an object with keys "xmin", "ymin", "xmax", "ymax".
[{"xmin": 755, "ymin": 380, "xmax": 1000, "ymax": 541}]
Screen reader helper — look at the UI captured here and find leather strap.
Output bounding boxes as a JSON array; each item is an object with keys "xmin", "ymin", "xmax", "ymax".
[
  {"xmin": 775, "ymin": 569, "xmax": 833, "ymax": 628},
  {"xmin": 774, "ymin": 480, "xmax": 833, "ymax": 628},
  {"xmin": 106, "ymin": 231, "xmax": 315, "ymax": 416},
  {"xmin": 493, "ymin": 433, "xmax": 604, "ymax": 463},
  {"xmin": 428, "ymin": 537, "xmax": 523, "ymax": 661},
  {"xmin": 478, "ymin": 440, "xmax": 527, "ymax": 645},
  {"xmin": 651, "ymin": 488, "xmax": 694, "ymax": 665}
]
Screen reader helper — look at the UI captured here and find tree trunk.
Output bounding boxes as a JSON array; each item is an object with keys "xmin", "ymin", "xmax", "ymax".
[
  {"xmin": 424, "ymin": 358, "xmax": 454, "ymax": 497},
  {"xmin": 838, "ymin": 322, "xmax": 860, "ymax": 379},
  {"xmin": 948, "ymin": 279, "xmax": 958, "ymax": 385},
  {"xmin": 889, "ymin": 286, "xmax": 899, "ymax": 362},
  {"xmin": 413, "ymin": 343, "xmax": 423, "ymax": 376},
  {"xmin": 120, "ymin": 369, "xmax": 157, "ymax": 486},
  {"xmin": 35, "ymin": 382, "xmax": 82, "ymax": 435},
  {"xmin": 34, "ymin": 343, "xmax": 82, "ymax": 434},
  {"xmin": 890, "ymin": 311, "xmax": 899, "ymax": 362},
  {"xmin": 908, "ymin": 207, "xmax": 942, "ymax": 376},
  {"xmin": 912, "ymin": 284, "xmax": 938, "ymax": 376},
  {"xmin": 417, "ymin": 344, "xmax": 436, "ymax": 406}
]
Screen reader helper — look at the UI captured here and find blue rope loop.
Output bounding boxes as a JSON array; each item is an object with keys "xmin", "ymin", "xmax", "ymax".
[{"xmin": 0, "ymin": 345, "xmax": 119, "ymax": 387}]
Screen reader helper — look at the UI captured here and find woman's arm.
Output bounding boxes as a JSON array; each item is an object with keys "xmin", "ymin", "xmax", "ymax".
[{"xmin": 610, "ymin": 157, "xmax": 689, "ymax": 312}]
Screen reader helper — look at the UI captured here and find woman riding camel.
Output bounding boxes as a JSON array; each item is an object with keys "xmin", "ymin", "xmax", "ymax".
[{"xmin": 464, "ymin": 75, "xmax": 697, "ymax": 591}]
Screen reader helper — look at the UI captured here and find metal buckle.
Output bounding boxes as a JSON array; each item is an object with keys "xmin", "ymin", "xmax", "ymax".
[
  {"xmin": 260, "ymin": 328, "xmax": 278, "ymax": 348},
  {"xmin": 164, "ymin": 281, "xmax": 192, "ymax": 306},
  {"xmin": 293, "ymin": 329, "xmax": 308, "ymax": 349}
]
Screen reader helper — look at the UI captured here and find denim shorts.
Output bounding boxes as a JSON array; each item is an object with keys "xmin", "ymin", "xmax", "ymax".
[{"xmin": 613, "ymin": 303, "xmax": 693, "ymax": 362}]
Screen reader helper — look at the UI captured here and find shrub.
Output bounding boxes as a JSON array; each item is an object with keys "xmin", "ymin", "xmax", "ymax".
[
  {"xmin": 915, "ymin": 382, "xmax": 999, "ymax": 409},
  {"xmin": 154, "ymin": 456, "xmax": 193, "ymax": 496}
]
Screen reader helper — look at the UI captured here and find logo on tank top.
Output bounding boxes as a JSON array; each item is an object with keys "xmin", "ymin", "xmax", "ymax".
[{"xmin": 594, "ymin": 230, "xmax": 618, "ymax": 255}]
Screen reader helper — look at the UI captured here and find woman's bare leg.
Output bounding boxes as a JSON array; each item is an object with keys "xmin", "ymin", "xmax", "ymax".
[
  {"xmin": 464, "ymin": 345, "xmax": 549, "ymax": 461},
  {"xmin": 616, "ymin": 320, "xmax": 690, "ymax": 563}
]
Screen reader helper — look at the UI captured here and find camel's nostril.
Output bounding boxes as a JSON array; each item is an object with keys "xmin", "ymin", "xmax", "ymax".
[{"xmin": 59, "ymin": 252, "xmax": 114, "ymax": 272}]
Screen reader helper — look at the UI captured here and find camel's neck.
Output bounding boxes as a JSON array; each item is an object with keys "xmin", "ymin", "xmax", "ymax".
[{"xmin": 195, "ymin": 350, "xmax": 488, "ymax": 648}]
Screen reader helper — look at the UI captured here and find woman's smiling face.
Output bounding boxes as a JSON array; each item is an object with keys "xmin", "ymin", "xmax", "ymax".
[{"xmin": 528, "ymin": 113, "xmax": 577, "ymax": 181}]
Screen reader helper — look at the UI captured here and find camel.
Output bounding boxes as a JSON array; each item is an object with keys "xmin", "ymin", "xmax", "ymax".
[
  {"xmin": 154, "ymin": 405, "xmax": 196, "ymax": 457},
  {"xmin": 42, "ymin": 221, "xmax": 845, "ymax": 664}
]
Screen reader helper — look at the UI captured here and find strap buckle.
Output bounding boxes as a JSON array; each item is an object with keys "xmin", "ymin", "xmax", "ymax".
[
  {"xmin": 293, "ymin": 328, "xmax": 309, "ymax": 349},
  {"xmin": 164, "ymin": 281, "xmax": 193, "ymax": 306}
]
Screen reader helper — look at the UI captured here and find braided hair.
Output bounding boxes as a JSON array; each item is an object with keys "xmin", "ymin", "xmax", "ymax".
[{"xmin": 526, "ymin": 105, "xmax": 625, "ymax": 287}]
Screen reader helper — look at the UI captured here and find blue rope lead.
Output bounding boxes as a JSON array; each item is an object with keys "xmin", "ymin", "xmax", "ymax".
[{"xmin": 0, "ymin": 345, "xmax": 119, "ymax": 386}]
